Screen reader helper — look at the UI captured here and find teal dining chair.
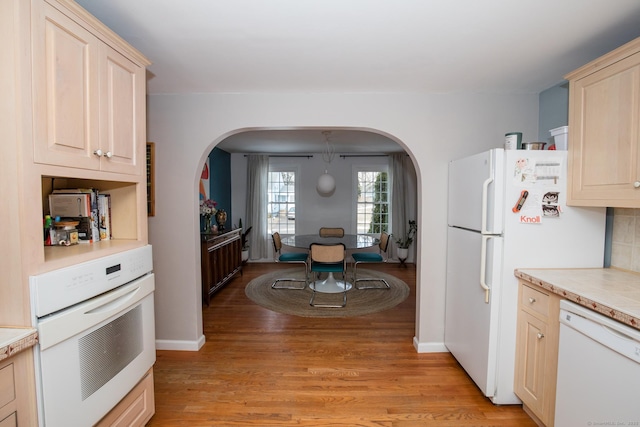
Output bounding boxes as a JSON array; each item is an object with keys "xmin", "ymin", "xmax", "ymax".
[
  {"xmin": 271, "ymin": 232, "xmax": 308, "ymax": 289},
  {"xmin": 351, "ymin": 232, "xmax": 391, "ymax": 289},
  {"xmin": 308, "ymin": 242, "xmax": 347, "ymax": 308}
]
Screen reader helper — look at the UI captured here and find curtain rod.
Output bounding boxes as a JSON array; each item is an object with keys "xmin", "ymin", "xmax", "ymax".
[
  {"xmin": 241, "ymin": 154, "xmax": 404, "ymax": 158},
  {"xmin": 339, "ymin": 154, "xmax": 389, "ymax": 158},
  {"xmin": 340, "ymin": 154, "xmax": 409, "ymax": 158},
  {"xmin": 243, "ymin": 155, "xmax": 314, "ymax": 158}
]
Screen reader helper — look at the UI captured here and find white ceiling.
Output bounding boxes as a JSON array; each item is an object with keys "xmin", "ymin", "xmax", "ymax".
[{"xmin": 75, "ymin": 0, "xmax": 640, "ymax": 153}]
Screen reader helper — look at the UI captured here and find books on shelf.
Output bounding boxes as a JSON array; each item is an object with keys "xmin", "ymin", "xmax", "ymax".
[{"xmin": 98, "ymin": 194, "xmax": 111, "ymax": 241}]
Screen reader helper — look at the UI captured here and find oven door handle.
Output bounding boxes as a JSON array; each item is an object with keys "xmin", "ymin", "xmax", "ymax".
[
  {"xmin": 85, "ymin": 287, "xmax": 139, "ymax": 315},
  {"xmin": 37, "ymin": 274, "xmax": 154, "ymax": 351}
]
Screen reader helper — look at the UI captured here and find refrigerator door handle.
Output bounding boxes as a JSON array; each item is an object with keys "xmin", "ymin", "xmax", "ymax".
[
  {"xmin": 479, "ymin": 235, "xmax": 491, "ymax": 303},
  {"xmin": 481, "ymin": 176, "xmax": 493, "ymax": 235}
]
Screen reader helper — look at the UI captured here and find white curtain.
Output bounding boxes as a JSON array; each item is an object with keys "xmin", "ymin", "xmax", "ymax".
[
  {"xmin": 390, "ymin": 153, "xmax": 407, "ymax": 258},
  {"xmin": 246, "ymin": 155, "xmax": 269, "ymax": 259}
]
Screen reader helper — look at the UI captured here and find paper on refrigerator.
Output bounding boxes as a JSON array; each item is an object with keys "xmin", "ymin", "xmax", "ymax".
[{"xmin": 512, "ymin": 156, "xmax": 563, "ymax": 223}]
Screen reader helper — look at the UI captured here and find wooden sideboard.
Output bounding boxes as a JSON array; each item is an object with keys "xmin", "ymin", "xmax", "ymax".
[{"xmin": 201, "ymin": 229, "xmax": 243, "ymax": 305}]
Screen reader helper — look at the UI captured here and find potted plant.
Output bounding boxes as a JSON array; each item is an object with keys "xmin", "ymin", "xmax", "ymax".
[
  {"xmin": 395, "ymin": 220, "xmax": 417, "ymax": 260},
  {"xmin": 238, "ymin": 219, "xmax": 252, "ymax": 262}
]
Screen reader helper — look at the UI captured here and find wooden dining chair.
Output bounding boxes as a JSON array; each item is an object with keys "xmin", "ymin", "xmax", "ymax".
[
  {"xmin": 319, "ymin": 227, "xmax": 344, "ymax": 238},
  {"xmin": 271, "ymin": 232, "xmax": 308, "ymax": 289},
  {"xmin": 309, "ymin": 243, "xmax": 347, "ymax": 307},
  {"xmin": 351, "ymin": 232, "xmax": 391, "ymax": 289}
]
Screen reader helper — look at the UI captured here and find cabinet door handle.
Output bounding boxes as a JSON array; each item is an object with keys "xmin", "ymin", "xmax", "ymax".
[
  {"xmin": 93, "ymin": 149, "xmax": 103, "ymax": 157},
  {"xmin": 103, "ymin": 151, "xmax": 113, "ymax": 158},
  {"xmin": 537, "ymin": 333, "xmax": 544, "ymax": 339},
  {"xmin": 528, "ymin": 297, "xmax": 536, "ymax": 304},
  {"xmin": 634, "ymin": 181, "xmax": 640, "ymax": 188}
]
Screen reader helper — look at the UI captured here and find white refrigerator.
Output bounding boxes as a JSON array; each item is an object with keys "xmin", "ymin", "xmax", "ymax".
[{"xmin": 444, "ymin": 148, "xmax": 606, "ymax": 404}]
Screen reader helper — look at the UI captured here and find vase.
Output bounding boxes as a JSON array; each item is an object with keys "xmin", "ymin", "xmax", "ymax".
[
  {"xmin": 397, "ymin": 247, "xmax": 408, "ymax": 260},
  {"xmin": 202, "ymin": 215, "xmax": 212, "ymax": 233},
  {"xmin": 215, "ymin": 209, "xmax": 227, "ymax": 231}
]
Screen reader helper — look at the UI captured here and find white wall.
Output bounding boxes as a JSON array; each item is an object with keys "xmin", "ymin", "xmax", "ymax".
[{"xmin": 147, "ymin": 92, "xmax": 539, "ymax": 351}]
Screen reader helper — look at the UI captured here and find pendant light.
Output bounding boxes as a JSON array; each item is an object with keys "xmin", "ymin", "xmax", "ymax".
[{"xmin": 317, "ymin": 131, "xmax": 336, "ymax": 196}]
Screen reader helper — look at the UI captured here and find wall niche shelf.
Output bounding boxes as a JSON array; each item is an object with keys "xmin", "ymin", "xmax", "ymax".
[{"xmin": 40, "ymin": 175, "xmax": 146, "ymax": 274}]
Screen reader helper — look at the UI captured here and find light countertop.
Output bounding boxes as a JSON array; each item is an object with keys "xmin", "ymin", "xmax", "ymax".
[
  {"xmin": 514, "ymin": 267, "xmax": 640, "ymax": 330},
  {"xmin": 0, "ymin": 327, "xmax": 38, "ymax": 361}
]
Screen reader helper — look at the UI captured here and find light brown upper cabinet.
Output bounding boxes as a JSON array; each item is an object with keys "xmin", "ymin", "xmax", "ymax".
[
  {"xmin": 566, "ymin": 37, "xmax": 640, "ymax": 207},
  {"xmin": 32, "ymin": 1, "xmax": 146, "ymax": 176}
]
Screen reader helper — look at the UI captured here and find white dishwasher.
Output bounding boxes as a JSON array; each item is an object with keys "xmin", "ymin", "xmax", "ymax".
[{"xmin": 555, "ymin": 300, "xmax": 640, "ymax": 427}]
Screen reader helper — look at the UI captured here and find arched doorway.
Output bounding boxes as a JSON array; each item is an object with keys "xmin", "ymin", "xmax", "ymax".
[{"xmin": 196, "ymin": 126, "xmax": 419, "ymax": 329}]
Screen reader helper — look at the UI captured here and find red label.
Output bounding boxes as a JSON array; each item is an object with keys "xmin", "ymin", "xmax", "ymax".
[{"xmin": 520, "ymin": 215, "xmax": 541, "ymax": 223}]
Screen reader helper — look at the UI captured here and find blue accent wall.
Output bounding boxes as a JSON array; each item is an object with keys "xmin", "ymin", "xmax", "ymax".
[
  {"xmin": 538, "ymin": 81, "xmax": 569, "ymax": 142},
  {"xmin": 209, "ymin": 148, "xmax": 232, "ymax": 227}
]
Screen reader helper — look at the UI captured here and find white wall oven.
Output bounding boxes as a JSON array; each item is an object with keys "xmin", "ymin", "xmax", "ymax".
[{"xmin": 30, "ymin": 246, "xmax": 155, "ymax": 427}]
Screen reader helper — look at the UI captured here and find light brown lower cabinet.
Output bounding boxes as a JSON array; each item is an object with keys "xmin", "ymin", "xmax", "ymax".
[
  {"xmin": 0, "ymin": 350, "xmax": 37, "ymax": 427},
  {"xmin": 0, "ymin": 413, "xmax": 16, "ymax": 427},
  {"xmin": 514, "ymin": 281, "xmax": 561, "ymax": 427},
  {"xmin": 95, "ymin": 369, "xmax": 155, "ymax": 427},
  {"xmin": 0, "ymin": 363, "xmax": 15, "ymax": 425}
]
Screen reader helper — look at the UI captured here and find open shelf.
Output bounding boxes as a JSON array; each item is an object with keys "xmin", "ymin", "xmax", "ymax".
[{"xmin": 39, "ymin": 176, "xmax": 146, "ymax": 274}]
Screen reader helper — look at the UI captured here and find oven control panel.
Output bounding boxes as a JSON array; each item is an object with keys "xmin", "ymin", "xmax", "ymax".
[{"xmin": 30, "ymin": 245, "xmax": 153, "ymax": 318}]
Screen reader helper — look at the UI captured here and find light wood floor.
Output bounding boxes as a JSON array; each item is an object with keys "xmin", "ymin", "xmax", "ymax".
[{"xmin": 147, "ymin": 262, "xmax": 536, "ymax": 427}]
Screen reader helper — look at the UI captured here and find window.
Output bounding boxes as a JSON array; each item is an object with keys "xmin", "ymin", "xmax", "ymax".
[
  {"xmin": 268, "ymin": 169, "xmax": 296, "ymax": 235},
  {"xmin": 356, "ymin": 170, "xmax": 389, "ymax": 234}
]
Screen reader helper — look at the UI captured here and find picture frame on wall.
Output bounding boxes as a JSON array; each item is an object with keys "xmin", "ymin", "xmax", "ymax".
[{"xmin": 146, "ymin": 142, "xmax": 155, "ymax": 216}]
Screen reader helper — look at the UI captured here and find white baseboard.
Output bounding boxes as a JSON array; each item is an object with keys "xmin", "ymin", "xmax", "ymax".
[
  {"xmin": 155, "ymin": 334, "xmax": 205, "ymax": 351},
  {"xmin": 413, "ymin": 336, "xmax": 448, "ymax": 353}
]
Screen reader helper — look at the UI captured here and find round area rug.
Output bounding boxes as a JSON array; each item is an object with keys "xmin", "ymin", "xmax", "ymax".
[{"xmin": 245, "ymin": 268, "xmax": 410, "ymax": 318}]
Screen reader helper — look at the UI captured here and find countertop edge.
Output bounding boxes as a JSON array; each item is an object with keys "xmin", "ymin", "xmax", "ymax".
[
  {"xmin": 514, "ymin": 269, "xmax": 639, "ymax": 330},
  {"xmin": 0, "ymin": 327, "xmax": 38, "ymax": 361}
]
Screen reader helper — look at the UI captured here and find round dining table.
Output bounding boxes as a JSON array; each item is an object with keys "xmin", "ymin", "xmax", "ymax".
[
  {"xmin": 281, "ymin": 234, "xmax": 378, "ymax": 250},
  {"xmin": 281, "ymin": 234, "xmax": 379, "ymax": 293}
]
